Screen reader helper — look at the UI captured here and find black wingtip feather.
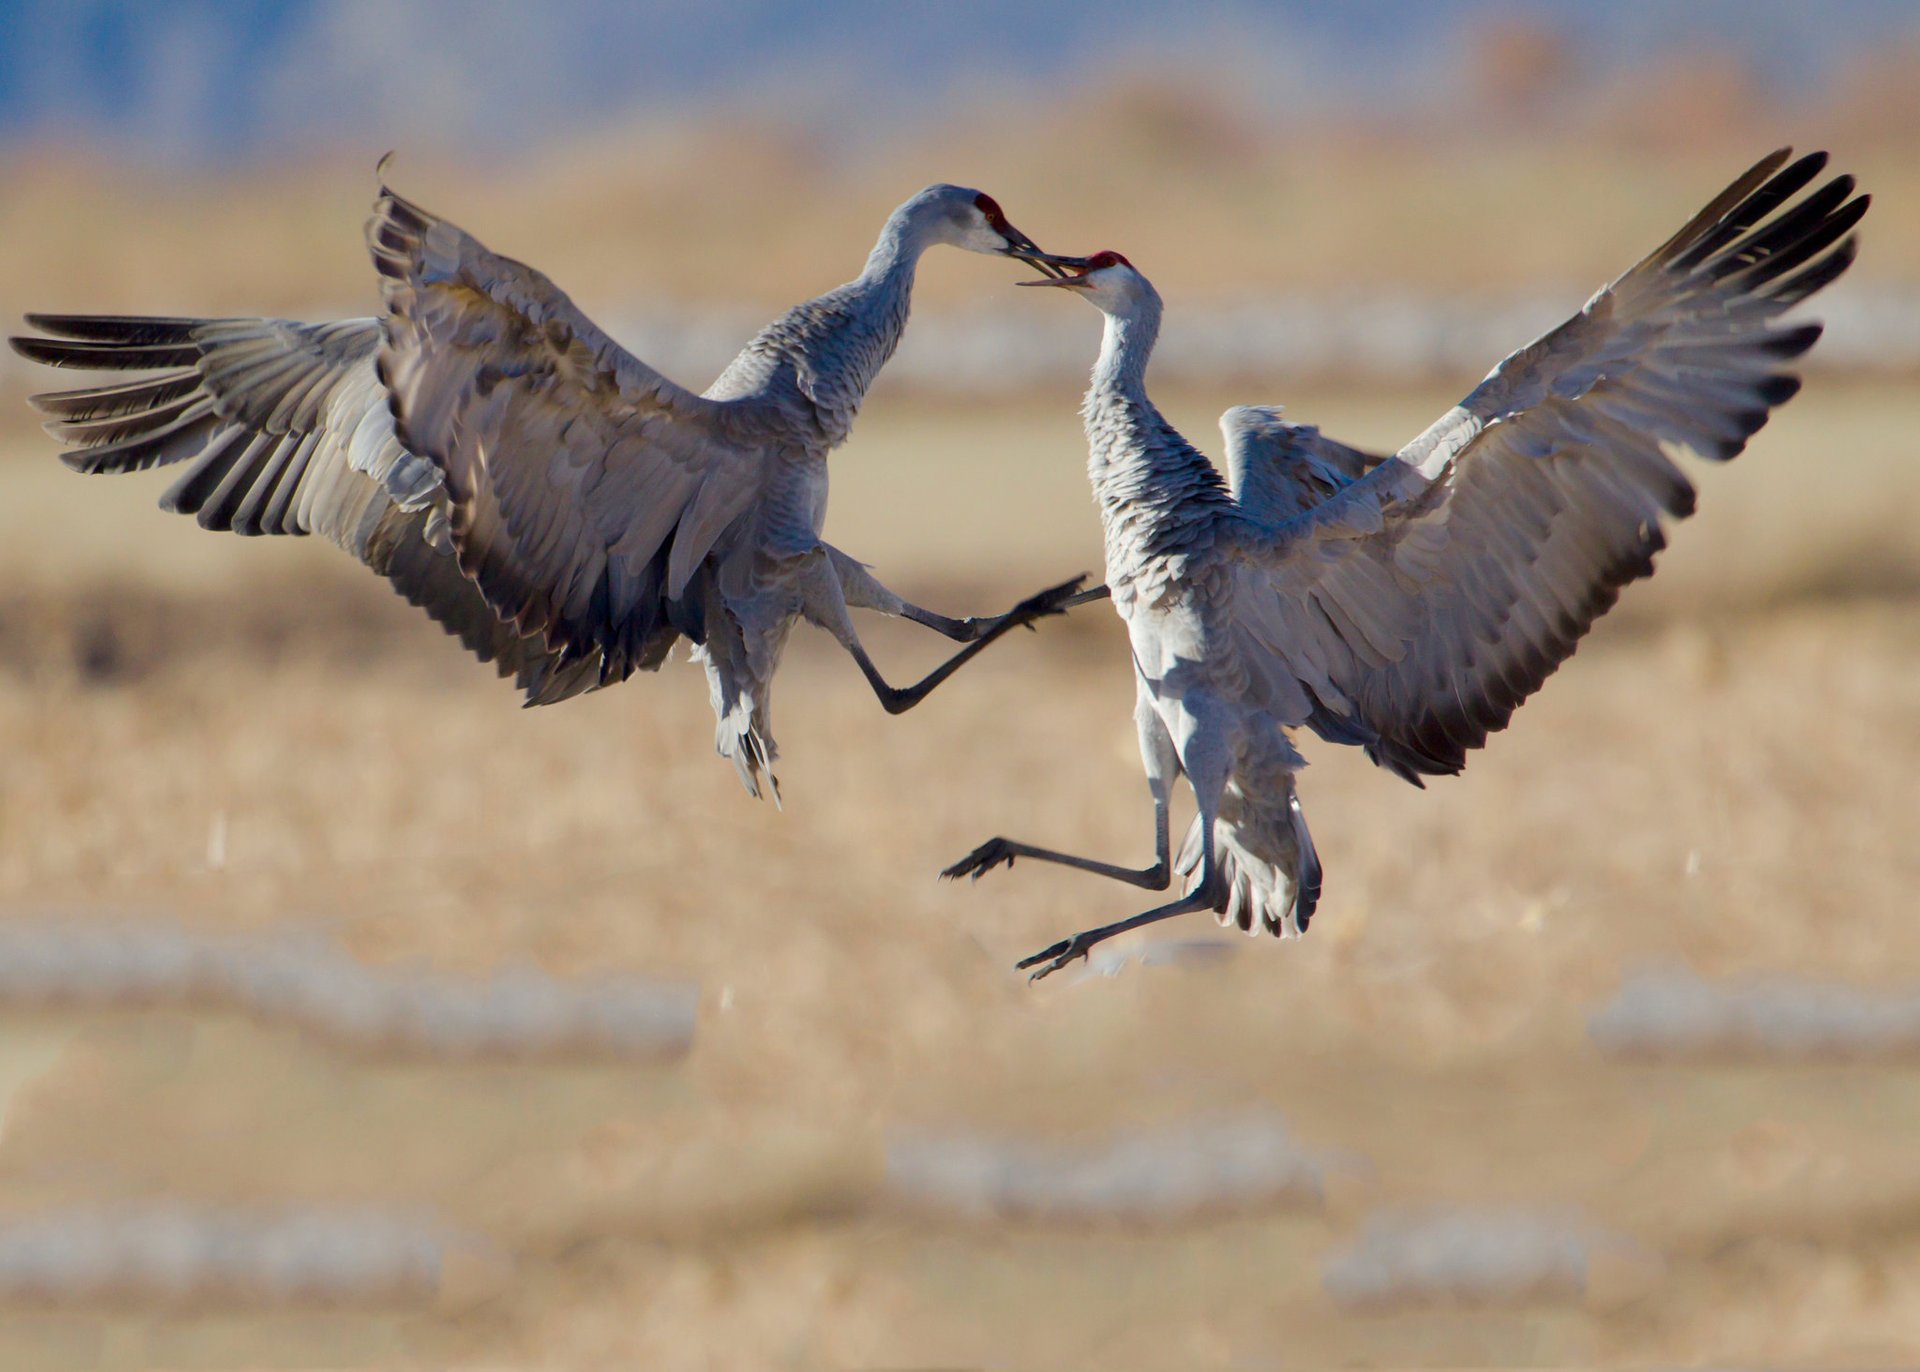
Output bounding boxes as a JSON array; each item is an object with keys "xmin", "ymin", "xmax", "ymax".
[
  {"xmin": 1707, "ymin": 174, "xmax": 1853, "ymax": 281},
  {"xmin": 45, "ymin": 391, "xmax": 207, "ymax": 445},
  {"xmin": 1770, "ymin": 235, "xmax": 1859, "ymax": 306},
  {"xmin": 1763, "ymin": 322, "xmax": 1824, "ymax": 358},
  {"xmin": 21, "ymin": 314, "xmax": 207, "ymax": 345},
  {"xmin": 25, "ymin": 371, "xmax": 201, "ymax": 422},
  {"xmin": 1721, "ymin": 188, "xmax": 1870, "ymax": 293},
  {"xmin": 10, "ymin": 336, "xmax": 202, "ymax": 369},
  {"xmin": 1669, "ymin": 150, "xmax": 1826, "ymax": 272}
]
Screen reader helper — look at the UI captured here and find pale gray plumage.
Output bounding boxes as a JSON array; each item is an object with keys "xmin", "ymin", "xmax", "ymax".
[
  {"xmin": 946, "ymin": 149, "xmax": 1866, "ymax": 980},
  {"xmin": 14, "ymin": 180, "xmax": 1081, "ymax": 797},
  {"xmin": 1219, "ymin": 406, "xmax": 1383, "ymax": 523}
]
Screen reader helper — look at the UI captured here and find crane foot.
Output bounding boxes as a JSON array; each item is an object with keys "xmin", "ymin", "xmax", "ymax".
[
  {"xmin": 939, "ymin": 837, "xmax": 1018, "ymax": 882},
  {"xmin": 1016, "ymin": 933, "xmax": 1091, "ymax": 982},
  {"xmin": 974, "ymin": 573, "xmax": 1091, "ymax": 639}
]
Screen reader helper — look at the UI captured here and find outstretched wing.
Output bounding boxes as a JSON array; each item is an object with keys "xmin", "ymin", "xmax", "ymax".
[
  {"xmin": 1218, "ymin": 404, "xmax": 1390, "ymax": 523},
  {"xmin": 9, "ymin": 314, "xmax": 601, "ymax": 704},
  {"xmin": 1229, "ymin": 148, "xmax": 1864, "ymax": 783},
  {"xmin": 367, "ymin": 186, "xmax": 764, "ymax": 684}
]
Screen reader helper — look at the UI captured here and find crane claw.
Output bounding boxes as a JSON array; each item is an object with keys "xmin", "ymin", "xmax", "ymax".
[
  {"xmin": 1002, "ymin": 573, "xmax": 1091, "ymax": 633},
  {"xmin": 939, "ymin": 836, "xmax": 1018, "ymax": 882},
  {"xmin": 1017, "ymin": 935, "xmax": 1090, "ymax": 982}
]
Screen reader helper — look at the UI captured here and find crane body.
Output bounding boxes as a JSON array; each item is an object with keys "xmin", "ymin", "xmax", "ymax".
[
  {"xmin": 945, "ymin": 151, "xmax": 1867, "ymax": 980},
  {"xmin": 14, "ymin": 182, "xmax": 1084, "ymax": 800}
]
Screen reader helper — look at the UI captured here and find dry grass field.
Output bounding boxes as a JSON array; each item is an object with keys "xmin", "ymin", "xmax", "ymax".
[
  {"xmin": 0, "ymin": 63, "xmax": 1917, "ymax": 1359},
  {"xmin": 0, "ymin": 360, "xmax": 1916, "ymax": 1365}
]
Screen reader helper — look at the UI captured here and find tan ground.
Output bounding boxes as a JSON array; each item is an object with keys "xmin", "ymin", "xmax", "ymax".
[{"xmin": 0, "ymin": 371, "xmax": 1914, "ymax": 1367}]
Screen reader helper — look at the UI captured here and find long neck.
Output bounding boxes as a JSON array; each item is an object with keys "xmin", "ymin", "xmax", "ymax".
[
  {"xmin": 714, "ymin": 204, "xmax": 931, "ymax": 446},
  {"xmin": 1090, "ymin": 300, "xmax": 1159, "ymax": 401},
  {"xmin": 821, "ymin": 207, "xmax": 926, "ymax": 403},
  {"xmin": 1082, "ymin": 296, "xmax": 1231, "ymax": 535},
  {"xmin": 858, "ymin": 203, "xmax": 931, "ymax": 287}
]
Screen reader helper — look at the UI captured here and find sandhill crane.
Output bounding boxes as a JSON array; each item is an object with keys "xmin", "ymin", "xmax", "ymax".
[
  {"xmin": 943, "ymin": 149, "xmax": 1866, "ymax": 980},
  {"xmin": 13, "ymin": 179, "xmax": 1085, "ymax": 799}
]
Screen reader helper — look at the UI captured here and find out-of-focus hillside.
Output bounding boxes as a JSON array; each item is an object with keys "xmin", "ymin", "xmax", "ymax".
[{"xmin": 2, "ymin": 26, "xmax": 1917, "ymax": 397}]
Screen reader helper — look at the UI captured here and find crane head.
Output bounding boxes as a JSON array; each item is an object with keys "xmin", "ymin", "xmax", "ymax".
[
  {"xmin": 1015, "ymin": 250, "xmax": 1157, "ymax": 317},
  {"xmin": 913, "ymin": 184, "xmax": 1067, "ymax": 277},
  {"xmin": 970, "ymin": 193, "xmax": 1067, "ymax": 276},
  {"xmin": 1016, "ymin": 250, "xmax": 1137, "ymax": 291}
]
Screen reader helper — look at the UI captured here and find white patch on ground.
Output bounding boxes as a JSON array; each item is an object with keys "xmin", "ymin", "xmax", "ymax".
[
  {"xmin": 1589, "ymin": 963, "xmax": 1920, "ymax": 1060},
  {"xmin": 1074, "ymin": 936, "xmax": 1241, "ymax": 982},
  {"xmin": 0, "ymin": 918, "xmax": 696, "ymax": 1060},
  {"xmin": 886, "ymin": 1111, "xmax": 1328, "ymax": 1223},
  {"xmin": 0, "ymin": 1203, "xmax": 475, "ymax": 1306},
  {"xmin": 1321, "ymin": 1206, "xmax": 1627, "ymax": 1309}
]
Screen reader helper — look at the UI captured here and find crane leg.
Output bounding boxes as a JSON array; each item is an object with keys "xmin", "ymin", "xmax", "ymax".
[
  {"xmin": 942, "ymin": 689, "xmax": 1177, "ymax": 889},
  {"xmin": 809, "ymin": 549, "xmax": 1089, "ymax": 714},
  {"xmin": 940, "ymin": 832, "xmax": 1170, "ymax": 888},
  {"xmin": 840, "ymin": 628, "xmax": 1007, "ymax": 714},
  {"xmin": 1015, "ymin": 702, "xmax": 1233, "ymax": 982},
  {"xmin": 898, "ymin": 582, "xmax": 1111, "ymax": 643},
  {"xmin": 826, "ymin": 545, "xmax": 1101, "ymax": 644},
  {"xmin": 1016, "ymin": 884, "xmax": 1221, "ymax": 982}
]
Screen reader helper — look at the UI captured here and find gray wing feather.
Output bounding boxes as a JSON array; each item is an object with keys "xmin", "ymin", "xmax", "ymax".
[
  {"xmin": 367, "ymin": 186, "xmax": 758, "ymax": 686},
  {"xmin": 10, "ymin": 313, "xmax": 601, "ymax": 704},
  {"xmin": 1219, "ymin": 404, "xmax": 1390, "ymax": 523},
  {"xmin": 1230, "ymin": 148, "xmax": 1864, "ymax": 782}
]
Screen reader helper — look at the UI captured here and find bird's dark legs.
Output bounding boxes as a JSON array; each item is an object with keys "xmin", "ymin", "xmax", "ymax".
[
  {"xmin": 841, "ymin": 631, "xmax": 1013, "ymax": 715},
  {"xmin": 805, "ymin": 552, "xmax": 1090, "ymax": 715},
  {"xmin": 896, "ymin": 606, "xmax": 973, "ymax": 643},
  {"xmin": 1016, "ymin": 808, "xmax": 1224, "ymax": 983},
  {"xmin": 900, "ymin": 582, "xmax": 1112, "ymax": 643},
  {"xmin": 1016, "ymin": 883, "xmax": 1222, "ymax": 981},
  {"xmin": 1012, "ymin": 702, "xmax": 1230, "ymax": 982},
  {"xmin": 942, "ymin": 687, "xmax": 1177, "ymax": 888},
  {"xmin": 1053, "ymin": 584, "xmax": 1113, "ymax": 612},
  {"xmin": 939, "ymin": 802, "xmax": 1171, "ymax": 889}
]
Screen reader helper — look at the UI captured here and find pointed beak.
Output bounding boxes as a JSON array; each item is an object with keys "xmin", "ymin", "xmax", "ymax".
[
  {"xmin": 998, "ymin": 223, "xmax": 1071, "ymax": 279},
  {"xmin": 1015, "ymin": 252, "xmax": 1095, "ymax": 288}
]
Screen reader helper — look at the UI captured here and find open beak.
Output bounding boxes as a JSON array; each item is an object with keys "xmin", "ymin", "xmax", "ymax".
[
  {"xmin": 999, "ymin": 224, "xmax": 1071, "ymax": 279},
  {"xmin": 1015, "ymin": 251, "xmax": 1096, "ymax": 288}
]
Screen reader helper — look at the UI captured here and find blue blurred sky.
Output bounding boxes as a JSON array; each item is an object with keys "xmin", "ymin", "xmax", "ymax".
[{"xmin": 0, "ymin": 0, "xmax": 1914, "ymax": 165}]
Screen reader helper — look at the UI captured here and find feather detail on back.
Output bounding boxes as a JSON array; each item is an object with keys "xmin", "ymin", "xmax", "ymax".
[{"xmin": 1219, "ymin": 405, "xmax": 1390, "ymax": 524}]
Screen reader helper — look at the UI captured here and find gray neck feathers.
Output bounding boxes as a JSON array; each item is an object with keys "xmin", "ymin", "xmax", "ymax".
[
  {"xmin": 860, "ymin": 198, "xmax": 938, "ymax": 281},
  {"xmin": 1090, "ymin": 290, "xmax": 1162, "ymax": 399},
  {"xmin": 724, "ymin": 201, "xmax": 933, "ymax": 447},
  {"xmin": 1081, "ymin": 288, "xmax": 1229, "ymax": 528}
]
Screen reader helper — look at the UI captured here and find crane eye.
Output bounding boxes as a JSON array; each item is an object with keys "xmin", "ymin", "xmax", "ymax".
[{"xmin": 973, "ymin": 193, "xmax": 1006, "ymax": 227}]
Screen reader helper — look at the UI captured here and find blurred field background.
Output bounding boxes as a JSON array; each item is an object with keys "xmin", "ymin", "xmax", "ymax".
[{"xmin": 1, "ymin": 2, "xmax": 1918, "ymax": 1367}]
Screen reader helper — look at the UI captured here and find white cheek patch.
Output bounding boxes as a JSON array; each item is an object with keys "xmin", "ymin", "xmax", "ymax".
[{"xmin": 975, "ymin": 222, "xmax": 1013, "ymax": 254}]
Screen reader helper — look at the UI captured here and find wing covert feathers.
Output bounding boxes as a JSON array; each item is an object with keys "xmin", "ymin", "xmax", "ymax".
[
  {"xmin": 1233, "ymin": 148, "xmax": 1863, "ymax": 783},
  {"xmin": 366, "ymin": 183, "xmax": 742, "ymax": 687}
]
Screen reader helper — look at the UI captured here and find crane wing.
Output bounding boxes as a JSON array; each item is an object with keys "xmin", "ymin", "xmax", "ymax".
[
  {"xmin": 367, "ymin": 186, "xmax": 762, "ymax": 682},
  {"xmin": 1218, "ymin": 404, "xmax": 1390, "ymax": 522},
  {"xmin": 1227, "ymin": 149, "xmax": 1864, "ymax": 783},
  {"xmin": 10, "ymin": 314, "xmax": 601, "ymax": 704}
]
